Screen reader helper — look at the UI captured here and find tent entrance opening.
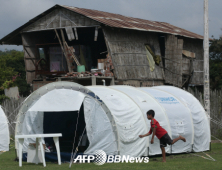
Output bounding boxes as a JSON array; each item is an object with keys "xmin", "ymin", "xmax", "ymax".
[{"xmin": 43, "ymin": 104, "xmax": 88, "ymax": 153}]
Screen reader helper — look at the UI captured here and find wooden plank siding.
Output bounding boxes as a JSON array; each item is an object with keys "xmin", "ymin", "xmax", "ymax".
[
  {"xmin": 23, "ymin": 9, "xmax": 100, "ymax": 32},
  {"xmin": 103, "ymin": 27, "xmax": 165, "ymax": 81},
  {"xmin": 182, "ymin": 38, "xmax": 204, "ymax": 85},
  {"xmin": 165, "ymin": 35, "xmax": 183, "ymax": 87},
  {"xmin": 182, "ymin": 57, "xmax": 191, "ymax": 75},
  {"xmin": 21, "ymin": 34, "xmax": 39, "ymax": 84}
]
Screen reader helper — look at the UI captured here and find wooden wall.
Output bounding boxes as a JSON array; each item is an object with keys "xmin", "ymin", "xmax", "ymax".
[
  {"xmin": 23, "ymin": 8, "xmax": 100, "ymax": 32},
  {"xmin": 103, "ymin": 27, "xmax": 165, "ymax": 82},
  {"xmin": 116, "ymin": 80, "xmax": 164, "ymax": 87},
  {"xmin": 22, "ymin": 34, "xmax": 39, "ymax": 84},
  {"xmin": 182, "ymin": 57, "xmax": 191, "ymax": 75},
  {"xmin": 21, "ymin": 31, "xmax": 60, "ymax": 84},
  {"xmin": 165, "ymin": 35, "xmax": 183, "ymax": 87},
  {"xmin": 183, "ymin": 38, "xmax": 204, "ymax": 85},
  {"xmin": 165, "ymin": 35, "xmax": 203, "ymax": 87}
]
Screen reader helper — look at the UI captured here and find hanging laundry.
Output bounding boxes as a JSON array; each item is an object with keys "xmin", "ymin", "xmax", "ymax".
[
  {"xmin": 145, "ymin": 45, "xmax": 155, "ymax": 72},
  {"xmin": 145, "ymin": 45, "xmax": 161, "ymax": 65}
]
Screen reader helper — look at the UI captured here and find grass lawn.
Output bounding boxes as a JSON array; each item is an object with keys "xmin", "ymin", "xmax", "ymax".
[{"xmin": 0, "ymin": 143, "xmax": 222, "ymax": 170}]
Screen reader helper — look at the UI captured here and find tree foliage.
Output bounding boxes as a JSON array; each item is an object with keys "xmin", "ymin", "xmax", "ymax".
[
  {"xmin": 210, "ymin": 36, "xmax": 222, "ymax": 90},
  {"xmin": 210, "ymin": 36, "xmax": 222, "ymax": 60},
  {"xmin": 0, "ymin": 49, "xmax": 30, "ymax": 103}
]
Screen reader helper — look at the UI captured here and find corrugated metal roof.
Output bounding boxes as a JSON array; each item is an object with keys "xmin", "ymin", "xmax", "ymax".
[
  {"xmin": 0, "ymin": 4, "xmax": 204, "ymax": 45},
  {"xmin": 63, "ymin": 5, "xmax": 203, "ymax": 39}
]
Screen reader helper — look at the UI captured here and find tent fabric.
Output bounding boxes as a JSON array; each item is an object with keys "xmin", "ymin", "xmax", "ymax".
[
  {"xmin": 28, "ymin": 89, "xmax": 85, "ymax": 112},
  {"xmin": 0, "ymin": 105, "xmax": 10, "ymax": 151},
  {"xmin": 140, "ymin": 88, "xmax": 194, "ymax": 153},
  {"xmin": 15, "ymin": 82, "xmax": 117, "ymax": 158},
  {"xmin": 20, "ymin": 89, "xmax": 85, "ymax": 152},
  {"xmin": 153, "ymin": 86, "xmax": 210, "ymax": 152},
  {"xmin": 87, "ymin": 86, "xmax": 148, "ymax": 157},
  {"xmin": 110, "ymin": 86, "xmax": 171, "ymax": 155},
  {"xmin": 83, "ymin": 96, "xmax": 118, "ymax": 155},
  {"xmin": 22, "ymin": 111, "xmax": 44, "ymax": 152},
  {"xmin": 15, "ymin": 81, "xmax": 210, "ymax": 158}
]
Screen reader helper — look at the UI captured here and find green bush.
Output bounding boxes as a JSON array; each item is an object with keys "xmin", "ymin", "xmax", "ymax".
[
  {"xmin": 0, "ymin": 49, "xmax": 31, "ymax": 100},
  {"xmin": 210, "ymin": 36, "xmax": 222, "ymax": 90}
]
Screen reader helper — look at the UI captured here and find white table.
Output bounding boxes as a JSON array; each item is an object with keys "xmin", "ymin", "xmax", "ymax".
[{"xmin": 15, "ymin": 134, "xmax": 62, "ymax": 167}]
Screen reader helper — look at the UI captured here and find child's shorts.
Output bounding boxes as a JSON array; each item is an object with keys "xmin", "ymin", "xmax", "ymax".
[{"xmin": 159, "ymin": 133, "xmax": 173, "ymax": 148}]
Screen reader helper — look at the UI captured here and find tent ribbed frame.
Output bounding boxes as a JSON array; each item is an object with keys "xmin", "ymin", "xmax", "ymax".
[{"xmin": 15, "ymin": 82, "xmax": 119, "ymax": 152}]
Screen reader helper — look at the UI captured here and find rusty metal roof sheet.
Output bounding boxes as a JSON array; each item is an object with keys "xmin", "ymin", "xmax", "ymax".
[
  {"xmin": 0, "ymin": 4, "xmax": 204, "ymax": 45},
  {"xmin": 63, "ymin": 5, "xmax": 203, "ymax": 39}
]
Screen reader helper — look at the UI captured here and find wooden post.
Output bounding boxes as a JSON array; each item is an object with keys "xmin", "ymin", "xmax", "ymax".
[
  {"xmin": 60, "ymin": 29, "xmax": 72, "ymax": 73},
  {"xmin": 110, "ymin": 77, "xmax": 115, "ymax": 85},
  {"xmin": 74, "ymin": 27, "xmax": 78, "ymax": 40},
  {"xmin": 204, "ymin": 0, "xmax": 210, "ymax": 122},
  {"xmin": 91, "ymin": 76, "xmax": 96, "ymax": 85}
]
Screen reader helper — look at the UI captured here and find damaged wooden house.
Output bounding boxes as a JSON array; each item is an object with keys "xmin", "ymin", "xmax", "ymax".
[{"xmin": 0, "ymin": 4, "xmax": 204, "ymax": 91}]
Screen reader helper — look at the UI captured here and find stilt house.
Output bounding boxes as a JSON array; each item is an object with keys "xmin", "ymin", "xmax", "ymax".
[{"xmin": 0, "ymin": 4, "xmax": 204, "ymax": 91}]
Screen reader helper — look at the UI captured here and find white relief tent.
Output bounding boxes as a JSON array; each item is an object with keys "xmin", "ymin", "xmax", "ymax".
[
  {"xmin": 14, "ymin": 82, "xmax": 210, "ymax": 159},
  {"xmin": 0, "ymin": 105, "xmax": 10, "ymax": 152},
  {"xmin": 15, "ymin": 82, "xmax": 118, "ymax": 157},
  {"xmin": 152, "ymin": 86, "xmax": 211, "ymax": 152}
]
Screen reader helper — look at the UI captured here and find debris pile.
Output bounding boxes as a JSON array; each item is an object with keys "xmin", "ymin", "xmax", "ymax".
[{"xmin": 64, "ymin": 54, "xmax": 114, "ymax": 78}]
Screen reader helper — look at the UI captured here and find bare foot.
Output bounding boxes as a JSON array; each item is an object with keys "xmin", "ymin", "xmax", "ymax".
[{"xmin": 179, "ymin": 135, "xmax": 186, "ymax": 142}]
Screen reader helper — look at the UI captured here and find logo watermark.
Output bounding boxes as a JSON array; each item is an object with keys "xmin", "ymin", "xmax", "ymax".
[
  {"xmin": 73, "ymin": 150, "xmax": 149, "ymax": 165},
  {"xmin": 155, "ymin": 97, "xmax": 179, "ymax": 104},
  {"xmin": 94, "ymin": 150, "xmax": 107, "ymax": 165}
]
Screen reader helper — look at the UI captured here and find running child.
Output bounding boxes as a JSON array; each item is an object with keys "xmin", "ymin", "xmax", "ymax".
[{"xmin": 139, "ymin": 110, "xmax": 186, "ymax": 162}]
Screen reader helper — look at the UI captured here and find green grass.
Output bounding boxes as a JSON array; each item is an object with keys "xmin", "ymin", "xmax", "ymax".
[{"xmin": 0, "ymin": 143, "xmax": 222, "ymax": 170}]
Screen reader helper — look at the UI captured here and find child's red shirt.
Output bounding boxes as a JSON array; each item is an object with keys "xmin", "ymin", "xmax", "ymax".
[{"xmin": 149, "ymin": 118, "xmax": 167, "ymax": 139}]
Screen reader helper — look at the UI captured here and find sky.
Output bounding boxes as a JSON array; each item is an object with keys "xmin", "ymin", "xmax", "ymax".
[{"xmin": 0, "ymin": 0, "xmax": 221, "ymax": 51}]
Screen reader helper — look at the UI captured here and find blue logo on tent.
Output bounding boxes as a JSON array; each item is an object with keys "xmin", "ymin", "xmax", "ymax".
[{"xmin": 155, "ymin": 97, "xmax": 179, "ymax": 104}]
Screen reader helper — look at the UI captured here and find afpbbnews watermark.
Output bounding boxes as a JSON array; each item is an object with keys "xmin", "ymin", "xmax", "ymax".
[{"xmin": 73, "ymin": 150, "xmax": 149, "ymax": 165}]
